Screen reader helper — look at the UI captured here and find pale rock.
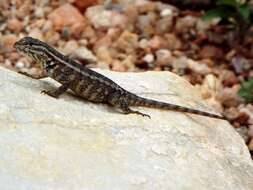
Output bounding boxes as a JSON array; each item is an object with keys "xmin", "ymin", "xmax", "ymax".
[
  {"xmin": 0, "ymin": 67, "xmax": 253, "ymax": 190},
  {"xmin": 71, "ymin": 47, "xmax": 97, "ymax": 62},
  {"xmin": 160, "ymin": 8, "xmax": 173, "ymax": 17},
  {"xmin": 142, "ymin": 53, "xmax": 154, "ymax": 63},
  {"xmin": 85, "ymin": 5, "xmax": 128, "ymax": 30},
  {"xmin": 187, "ymin": 59, "xmax": 211, "ymax": 75}
]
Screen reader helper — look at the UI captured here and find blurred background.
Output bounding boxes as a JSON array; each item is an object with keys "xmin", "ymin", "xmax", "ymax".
[{"xmin": 0, "ymin": 0, "xmax": 252, "ymax": 158}]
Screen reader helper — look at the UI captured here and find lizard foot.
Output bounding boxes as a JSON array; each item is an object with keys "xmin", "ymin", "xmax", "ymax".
[{"xmin": 41, "ymin": 90, "xmax": 59, "ymax": 98}]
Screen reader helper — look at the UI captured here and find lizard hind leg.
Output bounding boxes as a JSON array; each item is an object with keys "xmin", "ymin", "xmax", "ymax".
[{"xmin": 107, "ymin": 93, "xmax": 151, "ymax": 118}]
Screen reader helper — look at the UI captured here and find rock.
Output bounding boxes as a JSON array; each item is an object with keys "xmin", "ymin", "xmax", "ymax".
[
  {"xmin": 221, "ymin": 70, "xmax": 238, "ymax": 87},
  {"xmin": 164, "ymin": 33, "xmax": 182, "ymax": 50},
  {"xmin": 231, "ymin": 56, "xmax": 251, "ymax": 74},
  {"xmin": 114, "ymin": 31, "xmax": 138, "ymax": 53},
  {"xmin": 85, "ymin": 5, "xmax": 128, "ymax": 30},
  {"xmin": 61, "ymin": 40, "xmax": 79, "ymax": 55},
  {"xmin": 0, "ymin": 34, "xmax": 18, "ymax": 53},
  {"xmin": 48, "ymin": 3, "xmax": 85, "ymax": 37},
  {"xmin": 155, "ymin": 49, "xmax": 172, "ymax": 66},
  {"xmin": 28, "ymin": 28, "xmax": 44, "ymax": 40},
  {"xmin": 216, "ymin": 85, "xmax": 240, "ymax": 107},
  {"xmin": 7, "ymin": 18, "xmax": 24, "ymax": 33},
  {"xmin": 187, "ymin": 59, "xmax": 211, "ymax": 75},
  {"xmin": 142, "ymin": 53, "xmax": 154, "ymax": 63},
  {"xmin": 199, "ymin": 45, "xmax": 224, "ymax": 59},
  {"xmin": 73, "ymin": 0, "xmax": 98, "ymax": 10},
  {"xmin": 71, "ymin": 46, "xmax": 97, "ymax": 62},
  {"xmin": 0, "ymin": 67, "xmax": 253, "ymax": 190}
]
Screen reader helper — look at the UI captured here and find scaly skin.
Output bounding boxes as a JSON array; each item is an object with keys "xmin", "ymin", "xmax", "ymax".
[{"xmin": 14, "ymin": 37, "xmax": 226, "ymax": 120}]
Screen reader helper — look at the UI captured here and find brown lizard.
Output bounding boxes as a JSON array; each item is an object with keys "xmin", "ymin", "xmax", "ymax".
[{"xmin": 14, "ymin": 37, "xmax": 226, "ymax": 120}]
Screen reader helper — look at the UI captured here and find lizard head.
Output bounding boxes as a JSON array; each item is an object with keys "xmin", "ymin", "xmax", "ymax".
[{"xmin": 14, "ymin": 37, "xmax": 54, "ymax": 66}]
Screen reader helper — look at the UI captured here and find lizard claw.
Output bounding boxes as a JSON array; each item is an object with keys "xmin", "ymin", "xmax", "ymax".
[{"xmin": 41, "ymin": 90, "xmax": 59, "ymax": 98}]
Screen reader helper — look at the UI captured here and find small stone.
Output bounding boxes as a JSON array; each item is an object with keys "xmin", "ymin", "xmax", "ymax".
[
  {"xmin": 199, "ymin": 45, "xmax": 224, "ymax": 59},
  {"xmin": 48, "ymin": 3, "xmax": 85, "ymax": 37},
  {"xmin": 187, "ymin": 59, "xmax": 211, "ymax": 75},
  {"xmin": 155, "ymin": 16, "xmax": 173, "ymax": 34},
  {"xmin": 155, "ymin": 49, "xmax": 172, "ymax": 66},
  {"xmin": 85, "ymin": 5, "xmax": 127, "ymax": 30},
  {"xmin": 15, "ymin": 61, "xmax": 25, "ymax": 69},
  {"xmin": 114, "ymin": 31, "xmax": 138, "ymax": 53},
  {"xmin": 0, "ymin": 34, "xmax": 18, "ymax": 52},
  {"xmin": 135, "ymin": 0, "xmax": 156, "ymax": 13},
  {"xmin": 172, "ymin": 56, "xmax": 188, "ymax": 74},
  {"xmin": 73, "ymin": 0, "xmax": 98, "ymax": 10},
  {"xmin": 71, "ymin": 47, "xmax": 97, "ymax": 62},
  {"xmin": 143, "ymin": 54, "xmax": 154, "ymax": 63},
  {"xmin": 7, "ymin": 18, "xmax": 23, "ymax": 33},
  {"xmin": 138, "ymin": 38, "xmax": 149, "ymax": 49},
  {"xmin": 61, "ymin": 40, "xmax": 79, "ymax": 55},
  {"xmin": 164, "ymin": 33, "xmax": 182, "ymax": 50},
  {"xmin": 34, "ymin": 7, "xmax": 45, "ymax": 18},
  {"xmin": 175, "ymin": 16, "xmax": 198, "ymax": 34},
  {"xmin": 160, "ymin": 8, "xmax": 173, "ymax": 17},
  {"xmin": 28, "ymin": 28, "xmax": 44, "ymax": 40},
  {"xmin": 148, "ymin": 36, "xmax": 167, "ymax": 50},
  {"xmin": 221, "ymin": 70, "xmax": 238, "ymax": 86},
  {"xmin": 95, "ymin": 46, "xmax": 113, "ymax": 64},
  {"xmin": 216, "ymin": 85, "xmax": 240, "ymax": 107},
  {"xmin": 224, "ymin": 107, "xmax": 239, "ymax": 120},
  {"xmin": 231, "ymin": 56, "xmax": 251, "ymax": 74}
]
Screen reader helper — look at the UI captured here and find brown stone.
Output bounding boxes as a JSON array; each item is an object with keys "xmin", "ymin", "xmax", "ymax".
[
  {"xmin": 1, "ymin": 35, "xmax": 18, "ymax": 52},
  {"xmin": 73, "ymin": 0, "xmax": 98, "ymax": 10},
  {"xmin": 7, "ymin": 18, "xmax": 23, "ymax": 33},
  {"xmin": 48, "ymin": 3, "xmax": 85, "ymax": 37},
  {"xmin": 199, "ymin": 45, "xmax": 224, "ymax": 59}
]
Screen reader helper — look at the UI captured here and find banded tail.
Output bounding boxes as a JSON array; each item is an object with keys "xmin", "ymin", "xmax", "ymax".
[{"xmin": 131, "ymin": 96, "xmax": 226, "ymax": 120}]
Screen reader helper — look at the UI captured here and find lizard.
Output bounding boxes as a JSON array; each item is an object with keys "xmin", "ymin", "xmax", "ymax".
[{"xmin": 14, "ymin": 37, "xmax": 226, "ymax": 120}]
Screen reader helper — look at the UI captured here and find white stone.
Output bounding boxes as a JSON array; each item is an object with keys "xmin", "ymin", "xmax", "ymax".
[
  {"xmin": 160, "ymin": 8, "xmax": 173, "ymax": 17},
  {"xmin": 0, "ymin": 67, "xmax": 253, "ymax": 190},
  {"xmin": 143, "ymin": 53, "xmax": 154, "ymax": 63}
]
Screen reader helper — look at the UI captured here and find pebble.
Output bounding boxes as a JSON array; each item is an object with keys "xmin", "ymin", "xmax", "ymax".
[
  {"xmin": 221, "ymin": 70, "xmax": 238, "ymax": 86},
  {"xmin": 164, "ymin": 33, "xmax": 182, "ymax": 50},
  {"xmin": 72, "ymin": 47, "xmax": 97, "ymax": 62},
  {"xmin": 15, "ymin": 61, "xmax": 25, "ymax": 69},
  {"xmin": 135, "ymin": 0, "xmax": 156, "ymax": 13},
  {"xmin": 143, "ymin": 53, "xmax": 154, "ymax": 63},
  {"xmin": 160, "ymin": 8, "xmax": 173, "ymax": 17},
  {"xmin": 95, "ymin": 46, "xmax": 113, "ymax": 64},
  {"xmin": 28, "ymin": 28, "xmax": 44, "ymax": 40},
  {"xmin": 73, "ymin": 0, "xmax": 98, "ymax": 10},
  {"xmin": 85, "ymin": 5, "xmax": 128, "ymax": 30},
  {"xmin": 114, "ymin": 31, "xmax": 138, "ymax": 53},
  {"xmin": 187, "ymin": 59, "xmax": 211, "ymax": 75},
  {"xmin": 34, "ymin": 7, "xmax": 45, "ymax": 18},
  {"xmin": 175, "ymin": 16, "xmax": 198, "ymax": 34},
  {"xmin": 61, "ymin": 40, "xmax": 79, "ymax": 55},
  {"xmin": 155, "ymin": 49, "xmax": 172, "ymax": 66},
  {"xmin": 216, "ymin": 85, "xmax": 240, "ymax": 107},
  {"xmin": 1, "ymin": 34, "xmax": 18, "ymax": 52},
  {"xmin": 199, "ymin": 45, "xmax": 224, "ymax": 59},
  {"xmin": 231, "ymin": 56, "xmax": 251, "ymax": 74},
  {"xmin": 172, "ymin": 56, "xmax": 188, "ymax": 73},
  {"xmin": 48, "ymin": 3, "xmax": 85, "ymax": 37},
  {"xmin": 155, "ymin": 16, "xmax": 173, "ymax": 34},
  {"xmin": 7, "ymin": 18, "xmax": 24, "ymax": 33},
  {"xmin": 148, "ymin": 36, "xmax": 167, "ymax": 50}
]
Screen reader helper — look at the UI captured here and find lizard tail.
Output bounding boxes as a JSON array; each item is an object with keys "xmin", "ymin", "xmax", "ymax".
[{"xmin": 131, "ymin": 95, "xmax": 226, "ymax": 120}]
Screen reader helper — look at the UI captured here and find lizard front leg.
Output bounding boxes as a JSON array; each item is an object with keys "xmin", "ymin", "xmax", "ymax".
[
  {"xmin": 18, "ymin": 71, "xmax": 48, "ymax": 79},
  {"xmin": 41, "ymin": 83, "xmax": 70, "ymax": 98}
]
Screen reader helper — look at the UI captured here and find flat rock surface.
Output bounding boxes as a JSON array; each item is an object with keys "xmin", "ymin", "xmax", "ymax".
[{"xmin": 0, "ymin": 67, "xmax": 253, "ymax": 190}]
